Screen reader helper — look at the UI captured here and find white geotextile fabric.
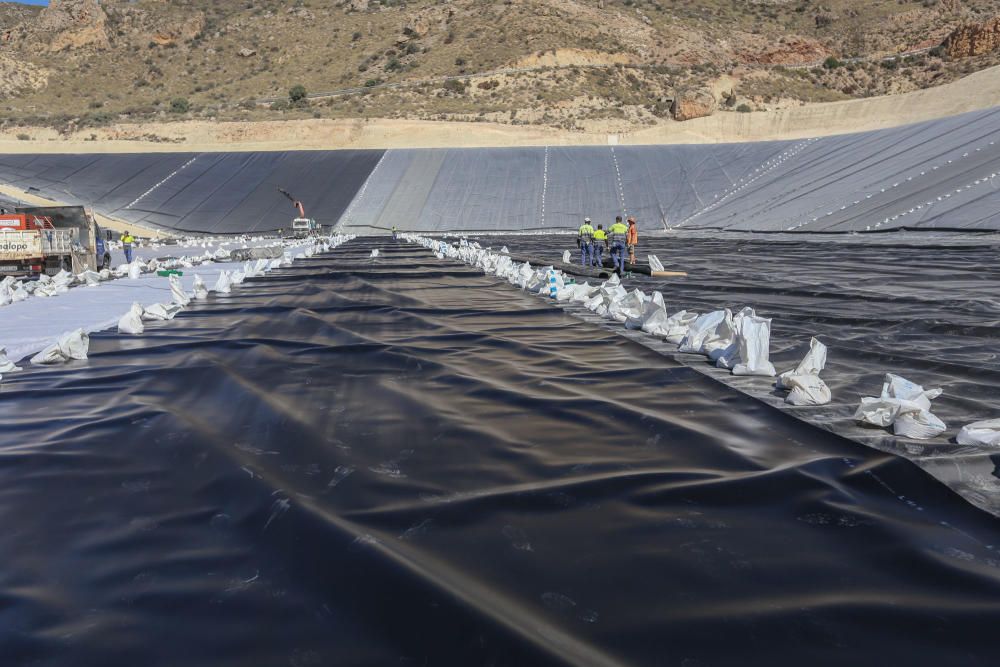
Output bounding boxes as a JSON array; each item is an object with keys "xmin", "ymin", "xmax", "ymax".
[{"xmin": 854, "ymin": 373, "xmax": 947, "ymax": 440}]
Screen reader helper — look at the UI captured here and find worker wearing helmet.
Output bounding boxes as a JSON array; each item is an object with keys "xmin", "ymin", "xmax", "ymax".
[
  {"xmin": 592, "ymin": 224, "xmax": 607, "ymax": 267},
  {"xmin": 121, "ymin": 230, "xmax": 135, "ymax": 264},
  {"xmin": 608, "ymin": 216, "xmax": 628, "ymax": 274},
  {"xmin": 577, "ymin": 217, "xmax": 594, "ymax": 267},
  {"xmin": 392, "ymin": 225, "xmax": 398, "ymax": 241},
  {"xmin": 626, "ymin": 216, "xmax": 638, "ymax": 265}
]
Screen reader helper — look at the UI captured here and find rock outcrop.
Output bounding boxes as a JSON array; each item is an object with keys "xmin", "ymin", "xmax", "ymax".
[
  {"xmin": 943, "ymin": 16, "xmax": 1000, "ymax": 58},
  {"xmin": 671, "ymin": 88, "xmax": 716, "ymax": 122},
  {"xmin": 8, "ymin": 0, "xmax": 112, "ymax": 52}
]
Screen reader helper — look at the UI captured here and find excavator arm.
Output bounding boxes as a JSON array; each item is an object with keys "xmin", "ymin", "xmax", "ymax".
[{"xmin": 277, "ymin": 188, "xmax": 306, "ymax": 218}]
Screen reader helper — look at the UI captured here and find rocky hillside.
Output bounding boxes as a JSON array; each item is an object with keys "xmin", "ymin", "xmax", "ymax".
[{"xmin": 1, "ymin": 0, "xmax": 999, "ymax": 134}]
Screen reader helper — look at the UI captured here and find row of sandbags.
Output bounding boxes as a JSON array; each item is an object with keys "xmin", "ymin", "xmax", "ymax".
[
  {"xmin": 117, "ymin": 235, "xmax": 352, "ymax": 335},
  {"xmin": 0, "ymin": 235, "xmax": 353, "ymax": 385},
  {"xmin": 407, "ymin": 235, "xmax": 999, "ymax": 446}
]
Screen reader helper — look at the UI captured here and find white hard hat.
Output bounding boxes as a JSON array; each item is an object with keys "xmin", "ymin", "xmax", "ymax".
[{"xmin": 584, "ymin": 217, "xmax": 591, "ymax": 222}]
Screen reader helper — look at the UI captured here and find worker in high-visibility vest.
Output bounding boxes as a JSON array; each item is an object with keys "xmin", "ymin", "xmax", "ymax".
[
  {"xmin": 577, "ymin": 217, "xmax": 594, "ymax": 267},
  {"xmin": 121, "ymin": 231, "xmax": 136, "ymax": 263},
  {"xmin": 608, "ymin": 216, "xmax": 628, "ymax": 274},
  {"xmin": 392, "ymin": 225, "xmax": 398, "ymax": 240},
  {"xmin": 592, "ymin": 224, "xmax": 607, "ymax": 267}
]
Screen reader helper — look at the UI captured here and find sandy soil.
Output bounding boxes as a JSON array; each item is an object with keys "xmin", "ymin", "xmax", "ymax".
[{"xmin": 0, "ymin": 65, "xmax": 995, "ymax": 154}]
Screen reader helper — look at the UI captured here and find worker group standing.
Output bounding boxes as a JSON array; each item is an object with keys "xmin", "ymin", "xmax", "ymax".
[
  {"xmin": 578, "ymin": 215, "xmax": 638, "ymax": 274},
  {"xmin": 121, "ymin": 230, "xmax": 135, "ymax": 263}
]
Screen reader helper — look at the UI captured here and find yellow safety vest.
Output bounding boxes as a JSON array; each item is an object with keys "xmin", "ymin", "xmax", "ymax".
[
  {"xmin": 122, "ymin": 235, "xmax": 134, "ymax": 245},
  {"xmin": 608, "ymin": 223, "xmax": 628, "ymax": 242},
  {"xmin": 593, "ymin": 230, "xmax": 607, "ymax": 242},
  {"xmin": 578, "ymin": 224, "xmax": 594, "ymax": 240}
]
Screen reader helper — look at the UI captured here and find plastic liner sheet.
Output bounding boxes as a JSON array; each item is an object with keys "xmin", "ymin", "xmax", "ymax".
[
  {"xmin": 4, "ymin": 238, "xmax": 1000, "ymax": 665},
  {"xmin": 0, "ymin": 150, "xmax": 385, "ymax": 234},
  {"xmin": 485, "ymin": 233, "xmax": 1000, "ymax": 516}
]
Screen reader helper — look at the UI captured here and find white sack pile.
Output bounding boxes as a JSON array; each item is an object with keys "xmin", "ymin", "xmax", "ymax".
[
  {"xmin": 854, "ymin": 373, "xmax": 946, "ymax": 439},
  {"xmin": 31, "ymin": 329, "xmax": 90, "ymax": 365}
]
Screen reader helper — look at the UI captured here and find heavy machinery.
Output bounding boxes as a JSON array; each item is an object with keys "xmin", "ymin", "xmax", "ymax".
[
  {"xmin": 278, "ymin": 188, "xmax": 318, "ymax": 237},
  {"xmin": 0, "ymin": 206, "xmax": 112, "ymax": 277}
]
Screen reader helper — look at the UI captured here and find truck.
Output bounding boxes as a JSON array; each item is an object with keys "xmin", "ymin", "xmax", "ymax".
[
  {"xmin": 278, "ymin": 188, "xmax": 321, "ymax": 238},
  {"xmin": 290, "ymin": 217, "xmax": 319, "ymax": 237},
  {"xmin": 0, "ymin": 206, "xmax": 112, "ymax": 278}
]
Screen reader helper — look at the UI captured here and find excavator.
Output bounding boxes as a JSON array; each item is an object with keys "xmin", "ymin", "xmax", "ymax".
[{"xmin": 278, "ymin": 187, "xmax": 318, "ymax": 238}]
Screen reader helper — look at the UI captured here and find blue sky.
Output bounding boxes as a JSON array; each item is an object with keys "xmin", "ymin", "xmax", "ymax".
[{"xmin": 11, "ymin": 1, "xmax": 48, "ymax": 5}]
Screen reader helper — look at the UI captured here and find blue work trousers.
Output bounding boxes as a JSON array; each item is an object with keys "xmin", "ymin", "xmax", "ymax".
[
  {"xmin": 580, "ymin": 241, "xmax": 592, "ymax": 266},
  {"xmin": 124, "ymin": 246, "xmax": 134, "ymax": 263},
  {"xmin": 610, "ymin": 241, "xmax": 626, "ymax": 273},
  {"xmin": 592, "ymin": 244, "xmax": 604, "ymax": 267}
]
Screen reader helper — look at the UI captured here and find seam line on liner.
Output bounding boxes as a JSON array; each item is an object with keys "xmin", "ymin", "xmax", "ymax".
[
  {"xmin": 337, "ymin": 151, "xmax": 388, "ymax": 230},
  {"xmin": 609, "ymin": 146, "xmax": 627, "ymax": 216},
  {"xmin": 124, "ymin": 156, "xmax": 198, "ymax": 210},
  {"xmin": 540, "ymin": 146, "xmax": 549, "ymax": 227}
]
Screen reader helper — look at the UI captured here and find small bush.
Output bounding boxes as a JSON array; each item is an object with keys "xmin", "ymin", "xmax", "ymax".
[
  {"xmin": 271, "ymin": 100, "xmax": 290, "ymax": 111},
  {"xmin": 289, "ymin": 85, "xmax": 307, "ymax": 103},
  {"xmin": 455, "ymin": 57, "xmax": 466, "ymax": 66},
  {"xmin": 170, "ymin": 97, "xmax": 190, "ymax": 113},
  {"xmin": 442, "ymin": 78, "xmax": 466, "ymax": 94},
  {"xmin": 385, "ymin": 57, "xmax": 401, "ymax": 72},
  {"xmin": 736, "ymin": 103, "xmax": 752, "ymax": 113},
  {"xmin": 364, "ymin": 78, "xmax": 383, "ymax": 87},
  {"xmin": 823, "ymin": 56, "xmax": 842, "ymax": 69},
  {"xmin": 351, "ymin": 31, "xmax": 362, "ymax": 41},
  {"xmin": 16, "ymin": 133, "xmax": 30, "ymax": 141}
]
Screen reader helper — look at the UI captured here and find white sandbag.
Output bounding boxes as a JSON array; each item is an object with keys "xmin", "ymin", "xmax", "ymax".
[
  {"xmin": 777, "ymin": 338, "xmax": 828, "ymax": 389},
  {"xmin": 117, "ymin": 302, "xmax": 145, "ymax": 335},
  {"xmin": 626, "ymin": 291, "xmax": 666, "ymax": 331},
  {"xmin": 776, "ymin": 337, "xmax": 831, "ymax": 406},
  {"xmin": 52, "ymin": 269, "xmax": 75, "ymax": 287},
  {"xmin": 562, "ymin": 250, "xmax": 571, "ymax": 263},
  {"xmin": 648, "ymin": 255, "xmax": 665, "ymax": 272},
  {"xmin": 141, "ymin": 302, "xmax": 183, "ymax": 321},
  {"xmin": 0, "ymin": 348, "xmax": 22, "ymax": 373},
  {"xmin": 30, "ymin": 328, "xmax": 90, "ymax": 365},
  {"xmin": 661, "ymin": 310, "xmax": 698, "ymax": 344},
  {"xmin": 609, "ymin": 289, "xmax": 647, "ymax": 323},
  {"xmin": 784, "ymin": 374, "xmax": 832, "ymax": 406},
  {"xmin": 10, "ymin": 283, "xmax": 28, "ymax": 302},
  {"xmin": 169, "ymin": 274, "xmax": 191, "ymax": 307},
  {"xmin": 128, "ymin": 261, "xmax": 142, "ymax": 280},
  {"xmin": 731, "ymin": 314, "xmax": 776, "ymax": 377},
  {"xmin": 0, "ymin": 282, "xmax": 10, "ymax": 306},
  {"xmin": 192, "ymin": 274, "xmax": 208, "ymax": 299},
  {"xmin": 854, "ymin": 374, "xmax": 946, "ymax": 439},
  {"xmin": 678, "ymin": 309, "xmax": 728, "ymax": 354},
  {"xmin": 79, "ymin": 270, "xmax": 102, "ymax": 287},
  {"xmin": 213, "ymin": 270, "xmax": 232, "ymax": 294},
  {"xmin": 957, "ymin": 420, "xmax": 1000, "ymax": 447},
  {"xmin": 99, "ymin": 269, "xmax": 112, "ymax": 281}
]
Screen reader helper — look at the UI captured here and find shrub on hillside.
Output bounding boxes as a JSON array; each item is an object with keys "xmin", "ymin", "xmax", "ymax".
[{"xmin": 170, "ymin": 98, "xmax": 190, "ymax": 113}]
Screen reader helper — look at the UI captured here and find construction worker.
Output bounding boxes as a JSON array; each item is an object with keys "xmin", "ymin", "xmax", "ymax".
[
  {"xmin": 121, "ymin": 230, "xmax": 135, "ymax": 263},
  {"xmin": 626, "ymin": 216, "xmax": 638, "ymax": 265},
  {"xmin": 592, "ymin": 224, "xmax": 607, "ymax": 267},
  {"xmin": 392, "ymin": 225, "xmax": 398, "ymax": 241},
  {"xmin": 608, "ymin": 216, "xmax": 628, "ymax": 274},
  {"xmin": 577, "ymin": 217, "xmax": 594, "ymax": 266}
]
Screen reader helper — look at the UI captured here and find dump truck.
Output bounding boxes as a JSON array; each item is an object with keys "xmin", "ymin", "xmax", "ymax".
[{"xmin": 0, "ymin": 207, "xmax": 112, "ymax": 278}]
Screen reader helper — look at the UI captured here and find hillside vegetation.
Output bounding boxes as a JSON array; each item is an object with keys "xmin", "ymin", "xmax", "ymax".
[{"xmin": 0, "ymin": 0, "xmax": 999, "ymax": 136}]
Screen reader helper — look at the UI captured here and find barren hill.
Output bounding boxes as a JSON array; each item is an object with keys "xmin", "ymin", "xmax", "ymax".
[{"xmin": 1, "ymin": 0, "xmax": 999, "ymax": 138}]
